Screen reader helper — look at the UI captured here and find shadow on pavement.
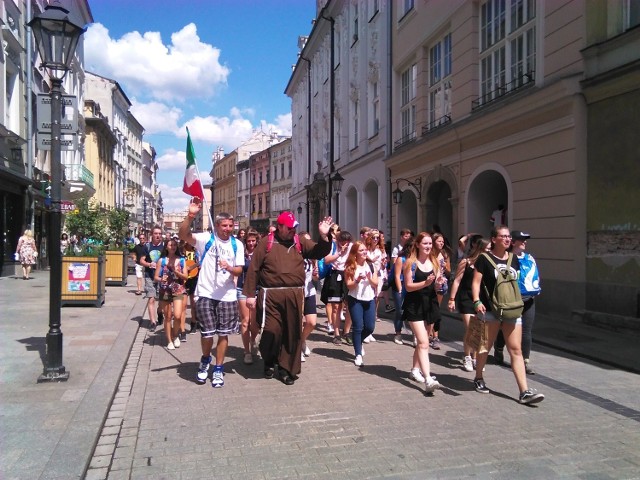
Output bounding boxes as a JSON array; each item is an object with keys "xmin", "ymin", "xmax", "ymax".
[{"xmin": 16, "ymin": 336, "xmax": 46, "ymax": 367}]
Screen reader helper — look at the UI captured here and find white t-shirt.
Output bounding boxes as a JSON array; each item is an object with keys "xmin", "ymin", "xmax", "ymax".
[
  {"xmin": 348, "ymin": 263, "xmax": 376, "ymax": 301},
  {"xmin": 193, "ymin": 232, "xmax": 245, "ymax": 302},
  {"xmin": 332, "ymin": 242, "xmax": 352, "ymax": 271},
  {"xmin": 304, "ymin": 259, "xmax": 316, "ymax": 298}
]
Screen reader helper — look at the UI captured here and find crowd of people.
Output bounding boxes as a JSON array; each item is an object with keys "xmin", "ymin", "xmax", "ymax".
[{"xmin": 132, "ymin": 198, "xmax": 544, "ymax": 405}]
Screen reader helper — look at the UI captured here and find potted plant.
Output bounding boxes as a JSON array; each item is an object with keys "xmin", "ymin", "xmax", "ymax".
[
  {"xmin": 60, "ymin": 199, "xmax": 107, "ymax": 307},
  {"xmin": 103, "ymin": 207, "xmax": 130, "ymax": 286}
]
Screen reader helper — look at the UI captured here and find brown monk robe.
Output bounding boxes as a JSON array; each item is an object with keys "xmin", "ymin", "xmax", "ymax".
[{"xmin": 243, "ymin": 212, "xmax": 333, "ymax": 385}]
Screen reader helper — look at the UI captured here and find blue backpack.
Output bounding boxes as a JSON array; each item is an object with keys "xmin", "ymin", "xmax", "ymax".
[
  {"xmin": 160, "ymin": 256, "xmax": 185, "ymax": 277},
  {"xmin": 199, "ymin": 234, "xmax": 237, "ymax": 263},
  {"xmin": 318, "ymin": 241, "xmax": 337, "ymax": 279}
]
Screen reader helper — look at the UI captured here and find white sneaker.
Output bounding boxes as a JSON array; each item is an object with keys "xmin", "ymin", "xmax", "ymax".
[
  {"xmin": 394, "ymin": 334, "xmax": 403, "ymax": 345},
  {"xmin": 303, "ymin": 344, "xmax": 311, "ymax": 356},
  {"xmin": 463, "ymin": 355, "xmax": 474, "ymax": 372},
  {"xmin": 173, "ymin": 337, "xmax": 180, "ymax": 348},
  {"xmin": 243, "ymin": 353, "xmax": 253, "ymax": 365},
  {"xmin": 327, "ymin": 324, "xmax": 335, "ymax": 334},
  {"xmin": 425, "ymin": 378, "xmax": 441, "ymax": 393},
  {"xmin": 354, "ymin": 355, "xmax": 363, "ymax": 367},
  {"xmin": 166, "ymin": 341, "xmax": 175, "ymax": 350},
  {"xmin": 301, "ymin": 352, "xmax": 306, "ymax": 362},
  {"xmin": 364, "ymin": 334, "xmax": 376, "ymax": 343},
  {"xmin": 410, "ymin": 368, "xmax": 425, "ymax": 383}
]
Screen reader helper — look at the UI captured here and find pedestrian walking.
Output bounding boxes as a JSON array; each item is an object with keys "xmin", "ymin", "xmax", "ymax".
[
  {"xmin": 179, "ymin": 199, "xmax": 245, "ymax": 388},
  {"xmin": 15, "ymin": 229, "xmax": 37, "ymax": 280},
  {"xmin": 140, "ymin": 227, "xmax": 164, "ymax": 331},
  {"xmin": 471, "ymin": 225, "xmax": 544, "ymax": 404},
  {"xmin": 243, "ymin": 212, "xmax": 333, "ymax": 385},
  {"xmin": 154, "ymin": 239, "xmax": 188, "ymax": 350},
  {"xmin": 299, "ymin": 232, "xmax": 320, "ymax": 364},
  {"xmin": 238, "ymin": 228, "xmax": 261, "ymax": 364}
]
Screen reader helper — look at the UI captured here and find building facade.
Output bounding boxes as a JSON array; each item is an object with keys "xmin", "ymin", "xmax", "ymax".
[
  {"xmin": 250, "ymin": 150, "xmax": 270, "ymax": 232},
  {"xmin": 269, "ymin": 137, "xmax": 293, "ymax": 227}
]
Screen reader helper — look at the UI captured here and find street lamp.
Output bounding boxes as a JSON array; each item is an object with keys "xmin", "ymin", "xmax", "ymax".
[
  {"xmin": 392, "ymin": 177, "xmax": 423, "ymax": 205},
  {"xmin": 29, "ymin": 2, "xmax": 86, "ymax": 383}
]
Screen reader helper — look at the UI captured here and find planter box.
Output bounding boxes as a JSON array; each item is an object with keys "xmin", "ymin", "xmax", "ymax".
[
  {"xmin": 61, "ymin": 255, "xmax": 106, "ymax": 307},
  {"xmin": 104, "ymin": 250, "xmax": 128, "ymax": 286}
]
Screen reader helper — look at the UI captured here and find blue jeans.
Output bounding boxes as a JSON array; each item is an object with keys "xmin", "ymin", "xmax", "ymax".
[
  {"xmin": 347, "ymin": 296, "xmax": 376, "ymax": 356},
  {"xmin": 392, "ymin": 288, "xmax": 405, "ymax": 333}
]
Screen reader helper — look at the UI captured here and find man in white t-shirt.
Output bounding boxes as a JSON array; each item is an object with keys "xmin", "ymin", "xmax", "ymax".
[{"xmin": 179, "ymin": 199, "xmax": 245, "ymax": 388}]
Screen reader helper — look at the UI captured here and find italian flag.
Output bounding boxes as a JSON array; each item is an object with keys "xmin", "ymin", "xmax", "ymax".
[{"xmin": 183, "ymin": 128, "xmax": 204, "ymax": 199}]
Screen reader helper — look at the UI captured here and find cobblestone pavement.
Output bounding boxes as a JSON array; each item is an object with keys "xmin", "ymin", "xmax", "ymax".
[{"xmin": 87, "ymin": 310, "xmax": 640, "ymax": 480}]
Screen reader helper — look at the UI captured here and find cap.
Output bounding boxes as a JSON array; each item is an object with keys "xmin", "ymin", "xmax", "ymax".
[
  {"xmin": 511, "ymin": 230, "xmax": 531, "ymax": 241},
  {"xmin": 277, "ymin": 211, "xmax": 299, "ymax": 229}
]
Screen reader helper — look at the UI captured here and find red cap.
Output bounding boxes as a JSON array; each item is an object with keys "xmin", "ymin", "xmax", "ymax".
[{"xmin": 277, "ymin": 211, "xmax": 299, "ymax": 229}]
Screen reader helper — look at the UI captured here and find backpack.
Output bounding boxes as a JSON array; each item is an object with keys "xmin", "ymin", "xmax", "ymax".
[
  {"xmin": 160, "ymin": 257, "xmax": 185, "ymax": 278},
  {"xmin": 317, "ymin": 241, "xmax": 337, "ymax": 279},
  {"xmin": 265, "ymin": 231, "xmax": 302, "ymax": 254},
  {"xmin": 200, "ymin": 234, "xmax": 237, "ymax": 261},
  {"xmin": 481, "ymin": 253, "xmax": 524, "ymax": 321}
]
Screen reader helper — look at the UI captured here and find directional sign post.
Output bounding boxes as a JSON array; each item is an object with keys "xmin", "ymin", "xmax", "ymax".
[{"xmin": 36, "ymin": 94, "xmax": 78, "ymax": 151}]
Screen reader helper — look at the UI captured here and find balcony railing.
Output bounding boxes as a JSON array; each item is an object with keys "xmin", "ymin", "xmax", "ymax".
[
  {"xmin": 63, "ymin": 163, "xmax": 94, "ymax": 189},
  {"xmin": 422, "ymin": 114, "xmax": 452, "ymax": 136},
  {"xmin": 472, "ymin": 71, "xmax": 536, "ymax": 110},
  {"xmin": 393, "ymin": 131, "xmax": 417, "ymax": 150}
]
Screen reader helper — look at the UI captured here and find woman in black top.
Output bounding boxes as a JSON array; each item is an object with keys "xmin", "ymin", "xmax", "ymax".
[{"xmin": 471, "ymin": 226, "xmax": 544, "ymax": 405}]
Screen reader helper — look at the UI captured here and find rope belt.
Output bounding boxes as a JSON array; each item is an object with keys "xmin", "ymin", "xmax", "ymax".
[{"xmin": 258, "ymin": 286, "xmax": 304, "ymax": 330}]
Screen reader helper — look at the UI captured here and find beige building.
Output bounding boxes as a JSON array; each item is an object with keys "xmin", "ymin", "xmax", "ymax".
[
  {"xmin": 287, "ymin": 0, "xmax": 639, "ymax": 322},
  {"xmin": 84, "ymin": 100, "xmax": 117, "ymax": 210},
  {"xmin": 269, "ymin": 138, "xmax": 293, "ymax": 226},
  {"xmin": 387, "ymin": 0, "xmax": 639, "ymax": 319}
]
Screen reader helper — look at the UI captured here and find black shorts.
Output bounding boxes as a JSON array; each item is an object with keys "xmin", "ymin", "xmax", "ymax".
[
  {"xmin": 185, "ymin": 276, "xmax": 198, "ymax": 295},
  {"xmin": 304, "ymin": 295, "xmax": 317, "ymax": 316},
  {"xmin": 320, "ymin": 270, "xmax": 346, "ymax": 304}
]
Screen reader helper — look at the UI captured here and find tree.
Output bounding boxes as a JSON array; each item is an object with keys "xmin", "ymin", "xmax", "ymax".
[
  {"xmin": 106, "ymin": 208, "xmax": 130, "ymax": 245},
  {"xmin": 64, "ymin": 198, "xmax": 107, "ymax": 243}
]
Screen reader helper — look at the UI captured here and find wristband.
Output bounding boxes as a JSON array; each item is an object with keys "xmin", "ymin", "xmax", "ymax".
[{"xmin": 473, "ymin": 300, "xmax": 482, "ymax": 308}]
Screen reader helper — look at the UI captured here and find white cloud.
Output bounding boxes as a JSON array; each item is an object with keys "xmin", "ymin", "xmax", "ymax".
[
  {"xmin": 85, "ymin": 23, "xmax": 230, "ymax": 102},
  {"xmin": 158, "ymin": 183, "xmax": 190, "ymax": 214},
  {"xmin": 182, "ymin": 114, "xmax": 255, "ymax": 147},
  {"xmin": 155, "ymin": 149, "xmax": 184, "ymax": 171},
  {"xmin": 131, "ymin": 101, "xmax": 182, "ymax": 135},
  {"xmin": 262, "ymin": 113, "xmax": 292, "ymax": 137}
]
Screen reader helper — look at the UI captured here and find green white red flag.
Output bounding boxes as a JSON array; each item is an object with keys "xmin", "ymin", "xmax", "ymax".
[{"xmin": 183, "ymin": 128, "xmax": 204, "ymax": 199}]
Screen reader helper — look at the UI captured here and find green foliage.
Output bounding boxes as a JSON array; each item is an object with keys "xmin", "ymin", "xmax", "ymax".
[
  {"xmin": 106, "ymin": 208, "xmax": 130, "ymax": 248},
  {"xmin": 64, "ymin": 199, "xmax": 107, "ymax": 243}
]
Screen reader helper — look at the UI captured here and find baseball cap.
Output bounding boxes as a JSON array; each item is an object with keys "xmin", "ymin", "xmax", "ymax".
[
  {"xmin": 511, "ymin": 230, "xmax": 531, "ymax": 241},
  {"xmin": 277, "ymin": 211, "xmax": 299, "ymax": 229}
]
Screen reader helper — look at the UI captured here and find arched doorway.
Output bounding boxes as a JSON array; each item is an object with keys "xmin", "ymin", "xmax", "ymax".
[
  {"xmin": 467, "ymin": 168, "xmax": 509, "ymax": 237},
  {"xmin": 362, "ymin": 180, "xmax": 380, "ymax": 229},
  {"xmin": 426, "ymin": 180, "xmax": 453, "ymax": 243},
  {"xmin": 343, "ymin": 186, "xmax": 358, "ymax": 234},
  {"xmin": 396, "ymin": 189, "xmax": 418, "ymax": 236}
]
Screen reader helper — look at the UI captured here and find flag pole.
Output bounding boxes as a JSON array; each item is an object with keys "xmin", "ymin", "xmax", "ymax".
[{"xmin": 186, "ymin": 127, "xmax": 214, "ymax": 231}]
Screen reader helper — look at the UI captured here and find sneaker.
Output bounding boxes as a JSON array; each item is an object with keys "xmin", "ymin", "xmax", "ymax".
[
  {"xmin": 493, "ymin": 349, "xmax": 504, "ymax": 366},
  {"xmin": 327, "ymin": 324, "xmax": 335, "ymax": 334},
  {"xmin": 173, "ymin": 336, "xmax": 180, "ymax": 348},
  {"xmin": 243, "ymin": 353, "xmax": 253, "ymax": 365},
  {"xmin": 463, "ymin": 355, "xmax": 474, "ymax": 372},
  {"xmin": 363, "ymin": 334, "xmax": 376, "ymax": 343},
  {"xmin": 519, "ymin": 389, "xmax": 544, "ymax": 405},
  {"xmin": 431, "ymin": 338, "xmax": 441, "ymax": 350},
  {"xmin": 279, "ymin": 367, "xmax": 295, "ymax": 385},
  {"xmin": 190, "ymin": 322, "xmax": 197, "ymax": 334},
  {"xmin": 332, "ymin": 336, "xmax": 342, "ymax": 345},
  {"xmin": 474, "ymin": 378, "xmax": 490, "ymax": 394},
  {"xmin": 343, "ymin": 335, "xmax": 353, "ymax": 346},
  {"xmin": 384, "ymin": 305, "xmax": 395, "ymax": 313},
  {"xmin": 410, "ymin": 368, "xmax": 426, "ymax": 383},
  {"xmin": 180, "ymin": 332, "xmax": 187, "ymax": 342},
  {"xmin": 394, "ymin": 334, "xmax": 403, "ymax": 345},
  {"xmin": 425, "ymin": 378, "xmax": 441, "ymax": 394},
  {"xmin": 166, "ymin": 341, "xmax": 175, "ymax": 350},
  {"xmin": 149, "ymin": 323, "xmax": 156, "ymax": 333},
  {"xmin": 354, "ymin": 355, "xmax": 363, "ymax": 367},
  {"xmin": 264, "ymin": 365, "xmax": 275, "ymax": 379},
  {"xmin": 300, "ymin": 352, "xmax": 306, "ymax": 362},
  {"xmin": 211, "ymin": 366, "xmax": 224, "ymax": 388},
  {"xmin": 197, "ymin": 356, "xmax": 212, "ymax": 383},
  {"xmin": 525, "ymin": 359, "xmax": 535, "ymax": 375},
  {"xmin": 303, "ymin": 344, "xmax": 311, "ymax": 356}
]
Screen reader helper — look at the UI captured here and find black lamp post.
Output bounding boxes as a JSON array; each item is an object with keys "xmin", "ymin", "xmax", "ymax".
[
  {"xmin": 330, "ymin": 170, "xmax": 344, "ymax": 224},
  {"xmin": 29, "ymin": 2, "xmax": 86, "ymax": 383}
]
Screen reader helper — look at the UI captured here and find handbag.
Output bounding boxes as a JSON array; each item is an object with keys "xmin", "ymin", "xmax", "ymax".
[{"xmin": 465, "ymin": 316, "xmax": 490, "ymax": 354}]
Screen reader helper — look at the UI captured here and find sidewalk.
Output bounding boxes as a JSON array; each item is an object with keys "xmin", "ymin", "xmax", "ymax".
[
  {"xmin": 0, "ymin": 270, "xmax": 145, "ymax": 480},
  {"xmin": 1, "ymin": 273, "xmax": 639, "ymax": 479}
]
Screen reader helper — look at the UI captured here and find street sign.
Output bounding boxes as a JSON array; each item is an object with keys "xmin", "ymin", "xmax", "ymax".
[
  {"xmin": 60, "ymin": 201, "xmax": 77, "ymax": 213},
  {"xmin": 37, "ymin": 132, "xmax": 78, "ymax": 151},
  {"xmin": 36, "ymin": 94, "xmax": 78, "ymax": 133}
]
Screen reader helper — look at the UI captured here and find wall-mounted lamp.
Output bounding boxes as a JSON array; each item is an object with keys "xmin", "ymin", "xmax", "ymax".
[
  {"xmin": 331, "ymin": 170, "xmax": 344, "ymax": 195},
  {"xmin": 392, "ymin": 177, "xmax": 422, "ymax": 205},
  {"xmin": 297, "ymin": 202, "xmax": 309, "ymax": 215}
]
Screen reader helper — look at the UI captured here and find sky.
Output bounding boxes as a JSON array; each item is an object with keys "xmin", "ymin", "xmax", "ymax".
[{"xmin": 84, "ymin": 0, "xmax": 316, "ymax": 213}]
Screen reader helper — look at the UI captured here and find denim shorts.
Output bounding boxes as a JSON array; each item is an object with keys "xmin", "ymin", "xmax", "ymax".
[{"xmin": 480, "ymin": 310, "xmax": 522, "ymax": 325}]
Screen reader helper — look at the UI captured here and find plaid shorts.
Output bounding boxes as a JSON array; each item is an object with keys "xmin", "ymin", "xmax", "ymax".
[{"xmin": 196, "ymin": 297, "xmax": 239, "ymax": 338}]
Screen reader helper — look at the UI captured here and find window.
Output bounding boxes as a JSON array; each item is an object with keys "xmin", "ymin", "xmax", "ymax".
[
  {"xmin": 478, "ymin": 0, "xmax": 536, "ymax": 107},
  {"xmin": 352, "ymin": 100, "xmax": 359, "ymax": 147},
  {"xmin": 288, "ymin": 161, "xmax": 292, "ymax": 177},
  {"xmin": 258, "ymin": 197, "xmax": 263, "ymax": 213},
  {"xmin": 273, "ymin": 165, "xmax": 277, "ymax": 181},
  {"xmin": 259, "ymin": 172, "xmax": 263, "ymax": 184},
  {"xmin": 399, "ymin": 0, "xmax": 414, "ymax": 21},
  {"xmin": 428, "ymin": 33, "xmax": 452, "ymax": 128},
  {"xmin": 370, "ymin": 81, "xmax": 380, "ymax": 136},
  {"xmin": 281, "ymin": 163, "xmax": 285, "ymax": 179},
  {"xmin": 624, "ymin": 0, "xmax": 640, "ymax": 30},
  {"xmin": 400, "ymin": 64, "xmax": 417, "ymax": 141},
  {"xmin": 370, "ymin": 0, "xmax": 380, "ymax": 20}
]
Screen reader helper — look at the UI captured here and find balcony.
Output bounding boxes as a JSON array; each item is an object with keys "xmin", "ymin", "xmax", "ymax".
[
  {"xmin": 422, "ymin": 114, "xmax": 451, "ymax": 136},
  {"xmin": 393, "ymin": 131, "xmax": 417, "ymax": 151},
  {"xmin": 472, "ymin": 71, "xmax": 536, "ymax": 111},
  {"xmin": 63, "ymin": 163, "xmax": 95, "ymax": 199}
]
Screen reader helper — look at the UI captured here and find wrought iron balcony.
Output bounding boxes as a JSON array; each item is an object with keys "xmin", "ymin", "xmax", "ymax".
[
  {"xmin": 472, "ymin": 71, "xmax": 536, "ymax": 110},
  {"xmin": 63, "ymin": 163, "xmax": 94, "ymax": 189},
  {"xmin": 393, "ymin": 131, "xmax": 417, "ymax": 150},
  {"xmin": 422, "ymin": 115, "xmax": 452, "ymax": 136}
]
